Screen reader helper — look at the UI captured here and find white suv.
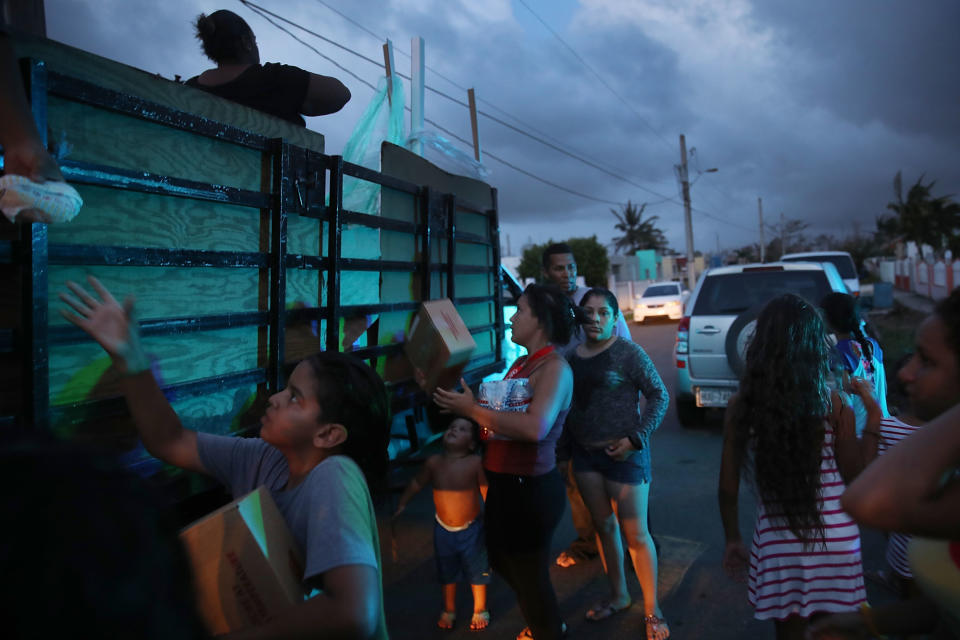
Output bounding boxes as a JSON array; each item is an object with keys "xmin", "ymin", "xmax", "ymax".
[{"xmin": 673, "ymin": 262, "xmax": 848, "ymax": 427}]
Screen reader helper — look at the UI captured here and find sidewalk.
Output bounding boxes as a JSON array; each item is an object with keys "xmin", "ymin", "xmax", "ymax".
[{"xmin": 891, "ymin": 288, "xmax": 936, "ymax": 315}]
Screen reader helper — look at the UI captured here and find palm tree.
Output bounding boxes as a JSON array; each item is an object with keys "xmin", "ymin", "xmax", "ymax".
[
  {"xmin": 611, "ymin": 200, "xmax": 668, "ymax": 254},
  {"xmin": 880, "ymin": 171, "xmax": 960, "ymax": 255}
]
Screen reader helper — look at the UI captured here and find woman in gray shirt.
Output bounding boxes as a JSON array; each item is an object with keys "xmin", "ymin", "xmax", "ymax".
[{"xmin": 564, "ymin": 288, "xmax": 669, "ymax": 640}]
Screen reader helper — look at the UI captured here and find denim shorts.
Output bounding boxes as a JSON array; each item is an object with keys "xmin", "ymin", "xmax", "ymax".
[
  {"xmin": 433, "ymin": 517, "xmax": 491, "ymax": 585},
  {"xmin": 571, "ymin": 441, "xmax": 651, "ymax": 484}
]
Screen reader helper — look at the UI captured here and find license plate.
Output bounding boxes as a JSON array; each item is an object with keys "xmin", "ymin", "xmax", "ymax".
[{"xmin": 696, "ymin": 387, "xmax": 733, "ymax": 407}]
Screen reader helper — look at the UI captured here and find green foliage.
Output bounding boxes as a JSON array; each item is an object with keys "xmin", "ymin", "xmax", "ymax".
[
  {"xmin": 611, "ymin": 200, "xmax": 668, "ymax": 254},
  {"xmin": 567, "ymin": 236, "xmax": 611, "ymax": 286},
  {"xmin": 517, "ymin": 243, "xmax": 545, "ymax": 281},
  {"xmin": 516, "ymin": 236, "xmax": 611, "ymax": 287},
  {"xmin": 878, "ymin": 171, "xmax": 960, "ymax": 255}
]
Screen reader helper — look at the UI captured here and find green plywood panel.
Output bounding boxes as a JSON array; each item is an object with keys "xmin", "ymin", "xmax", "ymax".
[
  {"xmin": 456, "ymin": 243, "xmax": 490, "ymax": 267},
  {"xmin": 381, "ymin": 186, "xmax": 416, "ymax": 223},
  {"xmin": 288, "ymin": 215, "xmax": 321, "ymax": 256},
  {"xmin": 47, "ymin": 184, "xmax": 263, "ymax": 252},
  {"xmin": 456, "ymin": 210, "xmax": 489, "ymax": 238},
  {"xmin": 48, "ymin": 266, "xmax": 262, "ymax": 325},
  {"xmin": 48, "ymin": 97, "xmax": 266, "ymax": 192},
  {"xmin": 49, "ymin": 326, "xmax": 261, "ymax": 405}
]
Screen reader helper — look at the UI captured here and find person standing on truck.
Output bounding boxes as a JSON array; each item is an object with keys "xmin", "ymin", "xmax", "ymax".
[
  {"xmin": 59, "ymin": 276, "xmax": 389, "ymax": 640},
  {"xmin": 186, "ymin": 10, "xmax": 351, "ymax": 127},
  {"xmin": 540, "ymin": 242, "xmax": 633, "ymax": 568}
]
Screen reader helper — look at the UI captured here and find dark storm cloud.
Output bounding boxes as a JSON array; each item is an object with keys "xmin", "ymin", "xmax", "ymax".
[
  {"xmin": 40, "ymin": 0, "xmax": 960, "ymax": 252},
  {"xmin": 753, "ymin": 0, "xmax": 960, "ymax": 139}
]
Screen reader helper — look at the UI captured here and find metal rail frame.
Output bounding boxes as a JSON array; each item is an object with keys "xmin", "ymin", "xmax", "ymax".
[{"xmin": 4, "ymin": 59, "xmax": 506, "ymax": 443}]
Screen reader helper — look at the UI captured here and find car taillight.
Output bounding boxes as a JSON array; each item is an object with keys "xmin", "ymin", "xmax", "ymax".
[{"xmin": 676, "ymin": 316, "xmax": 690, "ymax": 354}]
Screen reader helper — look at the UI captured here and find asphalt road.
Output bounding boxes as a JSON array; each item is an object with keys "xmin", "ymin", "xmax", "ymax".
[{"xmin": 380, "ymin": 318, "xmax": 893, "ymax": 639}]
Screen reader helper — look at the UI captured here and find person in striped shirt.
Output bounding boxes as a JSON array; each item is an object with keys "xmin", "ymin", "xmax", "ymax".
[
  {"xmin": 808, "ymin": 287, "xmax": 960, "ymax": 639},
  {"xmin": 847, "ymin": 370, "xmax": 924, "ymax": 599},
  {"xmin": 719, "ymin": 294, "xmax": 869, "ymax": 640}
]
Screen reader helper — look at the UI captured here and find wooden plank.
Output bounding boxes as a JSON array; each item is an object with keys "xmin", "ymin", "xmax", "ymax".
[
  {"xmin": 288, "ymin": 215, "xmax": 321, "ymax": 256},
  {"xmin": 49, "ymin": 326, "xmax": 261, "ymax": 405},
  {"xmin": 47, "ymin": 184, "xmax": 263, "ymax": 252},
  {"xmin": 47, "ymin": 97, "xmax": 267, "ymax": 192},
  {"xmin": 48, "ymin": 266, "xmax": 263, "ymax": 324}
]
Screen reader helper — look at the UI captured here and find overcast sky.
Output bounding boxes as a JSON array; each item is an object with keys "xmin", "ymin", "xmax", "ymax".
[{"xmin": 46, "ymin": 0, "xmax": 960, "ymax": 256}]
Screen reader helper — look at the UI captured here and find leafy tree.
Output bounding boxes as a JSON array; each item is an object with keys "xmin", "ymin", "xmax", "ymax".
[
  {"xmin": 516, "ymin": 236, "xmax": 610, "ymax": 287},
  {"xmin": 877, "ymin": 171, "xmax": 960, "ymax": 255},
  {"xmin": 567, "ymin": 236, "xmax": 610, "ymax": 286},
  {"xmin": 611, "ymin": 200, "xmax": 668, "ymax": 254}
]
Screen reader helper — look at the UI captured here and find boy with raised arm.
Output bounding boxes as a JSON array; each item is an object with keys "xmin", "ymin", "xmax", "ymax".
[
  {"xmin": 393, "ymin": 417, "xmax": 490, "ymax": 631},
  {"xmin": 60, "ymin": 276, "xmax": 389, "ymax": 640}
]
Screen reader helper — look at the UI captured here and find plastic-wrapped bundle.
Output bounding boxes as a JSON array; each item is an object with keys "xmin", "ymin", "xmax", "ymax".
[
  {"xmin": 406, "ymin": 129, "xmax": 490, "ymax": 181},
  {"xmin": 0, "ymin": 174, "xmax": 83, "ymax": 224},
  {"xmin": 340, "ymin": 75, "xmax": 407, "ymax": 214}
]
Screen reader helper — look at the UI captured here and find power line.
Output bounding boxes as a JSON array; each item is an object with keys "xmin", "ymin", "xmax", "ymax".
[
  {"xmin": 245, "ymin": 0, "xmax": 756, "ymax": 224},
  {"xmin": 240, "ymin": 1, "xmax": 379, "ymax": 92},
  {"xmin": 315, "ymin": 0, "xmax": 648, "ymax": 185},
  {"xmin": 245, "ymin": 0, "xmax": 679, "ymax": 203},
  {"xmin": 515, "ymin": 0, "xmax": 676, "ymax": 153},
  {"xmin": 241, "ymin": 0, "xmax": 626, "ymax": 207}
]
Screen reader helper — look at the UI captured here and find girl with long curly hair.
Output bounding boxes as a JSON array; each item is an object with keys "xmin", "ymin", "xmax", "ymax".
[{"xmin": 718, "ymin": 294, "xmax": 867, "ymax": 640}]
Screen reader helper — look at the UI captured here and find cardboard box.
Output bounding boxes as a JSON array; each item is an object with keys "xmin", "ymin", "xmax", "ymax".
[
  {"xmin": 403, "ymin": 299, "xmax": 477, "ymax": 393},
  {"xmin": 180, "ymin": 486, "xmax": 305, "ymax": 635}
]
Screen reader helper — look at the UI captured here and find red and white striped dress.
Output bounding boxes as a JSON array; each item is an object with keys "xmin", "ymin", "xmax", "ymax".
[
  {"xmin": 878, "ymin": 415, "xmax": 923, "ymax": 578},
  {"xmin": 748, "ymin": 422, "xmax": 867, "ymax": 620}
]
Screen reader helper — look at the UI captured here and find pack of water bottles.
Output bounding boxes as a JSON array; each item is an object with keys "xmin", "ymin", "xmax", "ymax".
[{"xmin": 478, "ymin": 379, "xmax": 531, "ymax": 413}]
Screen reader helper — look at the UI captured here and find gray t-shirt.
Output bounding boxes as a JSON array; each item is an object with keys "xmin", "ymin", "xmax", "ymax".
[{"xmin": 197, "ymin": 433, "xmax": 388, "ymax": 639}]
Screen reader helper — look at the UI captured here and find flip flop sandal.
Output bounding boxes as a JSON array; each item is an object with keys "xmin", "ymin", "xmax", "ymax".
[
  {"xmin": 585, "ymin": 600, "xmax": 631, "ymax": 621},
  {"xmin": 555, "ymin": 550, "xmax": 578, "ymax": 567},
  {"xmin": 437, "ymin": 610, "xmax": 456, "ymax": 630},
  {"xmin": 469, "ymin": 611, "xmax": 490, "ymax": 631},
  {"xmin": 644, "ymin": 614, "xmax": 670, "ymax": 640}
]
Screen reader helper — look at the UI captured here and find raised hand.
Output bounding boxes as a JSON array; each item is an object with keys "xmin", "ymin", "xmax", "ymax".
[{"xmin": 59, "ymin": 276, "xmax": 150, "ymax": 375}]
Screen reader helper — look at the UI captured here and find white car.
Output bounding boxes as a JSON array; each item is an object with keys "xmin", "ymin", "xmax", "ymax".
[{"xmin": 633, "ymin": 282, "xmax": 685, "ymax": 323}]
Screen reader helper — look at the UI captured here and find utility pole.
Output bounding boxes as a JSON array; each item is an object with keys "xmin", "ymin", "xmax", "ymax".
[
  {"xmin": 780, "ymin": 211, "xmax": 785, "ymax": 258},
  {"xmin": 757, "ymin": 197, "xmax": 765, "ymax": 263},
  {"xmin": 679, "ymin": 134, "xmax": 696, "ymax": 291}
]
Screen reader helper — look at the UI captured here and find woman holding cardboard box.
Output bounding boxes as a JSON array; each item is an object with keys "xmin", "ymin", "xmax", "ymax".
[{"xmin": 433, "ymin": 283, "xmax": 583, "ymax": 640}]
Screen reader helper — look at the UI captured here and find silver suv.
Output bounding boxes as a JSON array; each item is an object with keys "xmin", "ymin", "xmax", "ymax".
[{"xmin": 673, "ymin": 262, "xmax": 848, "ymax": 427}]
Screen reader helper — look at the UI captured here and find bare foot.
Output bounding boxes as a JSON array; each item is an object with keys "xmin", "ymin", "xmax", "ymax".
[
  {"xmin": 470, "ymin": 611, "xmax": 490, "ymax": 631},
  {"xmin": 644, "ymin": 614, "xmax": 670, "ymax": 640},
  {"xmin": 437, "ymin": 610, "xmax": 456, "ymax": 630}
]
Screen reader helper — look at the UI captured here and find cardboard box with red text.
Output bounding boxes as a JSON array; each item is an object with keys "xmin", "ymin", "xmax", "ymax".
[
  {"xmin": 179, "ymin": 486, "xmax": 305, "ymax": 635},
  {"xmin": 403, "ymin": 299, "xmax": 477, "ymax": 393}
]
